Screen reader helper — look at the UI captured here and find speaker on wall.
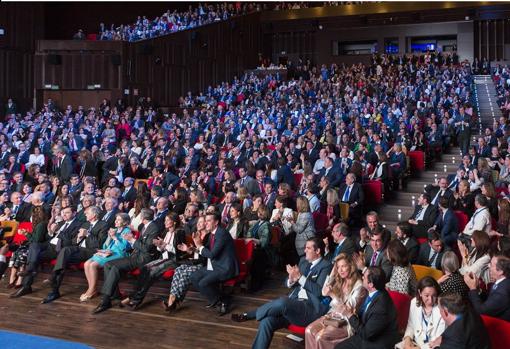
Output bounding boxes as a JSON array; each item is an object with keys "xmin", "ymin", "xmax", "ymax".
[
  {"xmin": 111, "ymin": 54, "xmax": 121, "ymax": 66},
  {"xmin": 47, "ymin": 54, "xmax": 62, "ymax": 65}
]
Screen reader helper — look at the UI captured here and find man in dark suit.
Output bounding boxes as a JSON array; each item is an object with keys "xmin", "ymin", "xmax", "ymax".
[
  {"xmin": 41, "ymin": 206, "xmax": 108, "ymax": 303},
  {"xmin": 395, "ymin": 221, "xmax": 419, "ymax": 264},
  {"xmin": 426, "ymin": 177, "xmax": 454, "ymax": 208},
  {"xmin": 276, "ymin": 157, "xmax": 294, "ymax": 188},
  {"xmin": 416, "ymin": 232, "xmax": 446, "ymax": 270},
  {"xmin": 430, "ymin": 197, "xmax": 458, "ymax": 248},
  {"xmin": 354, "ymin": 228, "xmax": 393, "ymax": 282},
  {"xmin": 465, "ymin": 255, "xmax": 510, "ymax": 322},
  {"xmin": 11, "ymin": 206, "xmax": 81, "ymax": 298},
  {"xmin": 121, "ymin": 177, "xmax": 137, "ymax": 207},
  {"xmin": 231, "ymin": 237, "xmax": 331, "ymax": 349},
  {"xmin": 408, "ymin": 193, "xmax": 438, "ymax": 239},
  {"xmin": 93, "ymin": 208, "xmax": 161, "ymax": 313},
  {"xmin": 338, "ymin": 173, "xmax": 364, "ymax": 225},
  {"xmin": 335, "ymin": 266, "xmax": 399, "ymax": 349},
  {"xmin": 8, "ymin": 191, "xmax": 32, "ymax": 222},
  {"xmin": 263, "ymin": 181, "xmax": 277, "ymax": 212},
  {"xmin": 437, "ymin": 292, "xmax": 490, "ymax": 349},
  {"xmin": 56, "ymin": 146, "xmax": 73, "ymax": 182},
  {"xmin": 324, "ymin": 223, "xmax": 356, "ymax": 262},
  {"xmin": 100, "ymin": 197, "xmax": 119, "ymax": 229},
  {"xmin": 238, "ymin": 167, "xmax": 260, "ymax": 196},
  {"xmin": 191, "ymin": 212, "xmax": 239, "ymax": 315},
  {"xmin": 319, "ymin": 156, "xmax": 342, "ymax": 188}
]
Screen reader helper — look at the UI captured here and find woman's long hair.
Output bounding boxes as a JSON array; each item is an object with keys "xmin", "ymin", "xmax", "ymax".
[{"xmin": 330, "ymin": 253, "xmax": 360, "ymax": 300}]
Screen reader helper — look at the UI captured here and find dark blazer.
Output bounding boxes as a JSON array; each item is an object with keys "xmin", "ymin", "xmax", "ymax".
[
  {"xmin": 428, "ymin": 187, "xmax": 454, "ymax": 208},
  {"xmin": 225, "ymin": 219, "xmax": 248, "ymax": 239},
  {"xmin": 55, "ymin": 218, "xmax": 82, "ymax": 249},
  {"xmin": 325, "ymin": 237, "xmax": 357, "ymax": 262},
  {"xmin": 469, "ymin": 278, "xmax": 510, "ymax": 322},
  {"xmin": 416, "ymin": 243, "xmax": 446, "ymax": 270},
  {"xmin": 434, "ymin": 209, "xmax": 459, "ymax": 247},
  {"xmin": 79, "ymin": 159, "xmax": 97, "ymax": 178},
  {"xmin": 338, "ymin": 183, "xmax": 364, "ymax": 206},
  {"xmin": 410, "ymin": 204, "xmax": 438, "ymax": 229},
  {"xmin": 438, "ymin": 309, "xmax": 491, "ymax": 349},
  {"xmin": 287, "ymin": 257, "xmax": 332, "ymax": 316},
  {"xmin": 121, "ymin": 186, "xmax": 137, "ymax": 204},
  {"xmin": 9, "ymin": 202, "xmax": 32, "ymax": 222},
  {"xmin": 364, "ymin": 245, "xmax": 393, "ymax": 282},
  {"xmin": 133, "ymin": 221, "xmax": 163, "ymax": 262},
  {"xmin": 199, "ymin": 227, "xmax": 239, "ymax": 280},
  {"xmin": 403, "ymin": 237, "xmax": 419, "ymax": 264},
  {"xmin": 58, "ymin": 155, "xmax": 73, "ymax": 182},
  {"xmin": 81, "ymin": 220, "xmax": 108, "ymax": 250},
  {"xmin": 344, "ymin": 290, "xmax": 399, "ymax": 349},
  {"xmin": 100, "ymin": 208, "xmax": 119, "ymax": 230},
  {"xmin": 319, "ymin": 166, "xmax": 343, "ymax": 188},
  {"xmin": 276, "ymin": 164, "xmax": 295, "ymax": 188}
]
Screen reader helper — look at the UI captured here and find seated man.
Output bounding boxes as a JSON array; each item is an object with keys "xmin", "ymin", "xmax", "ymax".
[
  {"xmin": 338, "ymin": 173, "xmax": 364, "ymax": 225},
  {"xmin": 429, "ymin": 196, "xmax": 458, "ymax": 248},
  {"xmin": 231, "ymin": 237, "xmax": 331, "ymax": 349},
  {"xmin": 395, "ymin": 221, "xmax": 419, "ymax": 264},
  {"xmin": 191, "ymin": 212, "xmax": 239, "ymax": 316},
  {"xmin": 465, "ymin": 254, "xmax": 510, "ymax": 322},
  {"xmin": 41, "ymin": 206, "xmax": 108, "ymax": 303},
  {"xmin": 324, "ymin": 223, "xmax": 356, "ymax": 262},
  {"xmin": 462, "ymin": 194, "xmax": 491, "ymax": 237},
  {"xmin": 408, "ymin": 193, "xmax": 438, "ymax": 239},
  {"xmin": 416, "ymin": 232, "xmax": 447, "ymax": 270},
  {"xmin": 335, "ymin": 266, "xmax": 399, "ymax": 349},
  {"xmin": 354, "ymin": 227, "xmax": 393, "ymax": 282},
  {"xmin": 437, "ymin": 292, "xmax": 490, "ymax": 349}
]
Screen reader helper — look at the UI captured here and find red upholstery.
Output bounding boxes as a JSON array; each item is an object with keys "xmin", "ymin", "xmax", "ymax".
[
  {"xmin": 388, "ymin": 290, "xmax": 412, "ymax": 333},
  {"xmin": 417, "ymin": 237, "xmax": 427, "ymax": 245},
  {"xmin": 496, "ymin": 187, "xmax": 509, "ymax": 196},
  {"xmin": 162, "ymin": 268, "xmax": 175, "ymax": 280},
  {"xmin": 481, "ymin": 315, "xmax": 510, "ymax": 349},
  {"xmin": 362, "ymin": 180, "xmax": 383, "ymax": 205},
  {"xmin": 408, "ymin": 151, "xmax": 425, "ymax": 172},
  {"xmin": 287, "ymin": 324, "xmax": 306, "ymax": 335},
  {"xmin": 86, "ymin": 33, "xmax": 97, "ymax": 41},
  {"xmin": 293, "ymin": 173, "xmax": 303, "ymax": 187},
  {"xmin": 312, "ymin": 211, "xmax": 328, "ymax": 233},
  {"xmin": 223, "ymin": 239, "xmax": 255, "ymax": 287},
  {"xmin": 454, "ymin": 210, "xmax": 469, "ymax": 231}
]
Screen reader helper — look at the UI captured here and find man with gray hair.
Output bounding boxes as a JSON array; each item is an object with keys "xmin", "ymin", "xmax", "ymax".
[
  {"xmin": 101, "ymin": 197, "xmax": 119, "ymax": 229},
  {"xmin": 55, "ymin": 145, "xmax": 73, "ymax": 182},
  {"xmin": 42, "ymin": 206, "xmax": 108, "ymax": 303},
  {"xmin": 462, "ymin": 194, "xmax": 492, "ymax": 237}
]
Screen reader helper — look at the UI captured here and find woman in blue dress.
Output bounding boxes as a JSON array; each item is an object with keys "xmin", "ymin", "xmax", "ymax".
[{"xmin": 80, "ymin": 213, "xmax": 133, "ymax": 302}]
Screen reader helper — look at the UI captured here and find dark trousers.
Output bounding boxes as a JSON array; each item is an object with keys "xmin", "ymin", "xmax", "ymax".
[
  {"xmin": 458, "ymin": 132, "xmax": 470, "ymax": 156},
  {"xmin": 23, "ymin": 242, "xmax": 58, "ymax": 288},
  {"xmin": 101, "ymin": 254, "xmax": 149, "ymax": 304},
  {"xmin": 251, "ymin": 297, "xmax": 320, "ymax": 349},
  {"xmin": 0, "ymin": 261, "xmax": 7, "ymax": 278},
  {"xmin": 411, "ymin": 224, "xmax": 430, "ymax": 239},
  {"xmin": 51, "ymin": 246, "xmax": 95, "ymax": 291},
  {"xmin": 334, "ymin": 335, "xmax": 361, "ymax": 349},
  {"xmin": 190, "ymin": 267, "xmax": 227, "ymax": 305},
  {"xmin": 130, "ymin": 258, "xmax": 177, "ymax": 303}
]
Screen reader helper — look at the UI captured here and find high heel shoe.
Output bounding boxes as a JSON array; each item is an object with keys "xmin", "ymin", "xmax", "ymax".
[
  {"xmin": 162, "ymin": 299, "xmax": 180, "ymax": 312},
  {"xmin": 79, "ymin": 292, "xmax": 97, "ymax": 302}
]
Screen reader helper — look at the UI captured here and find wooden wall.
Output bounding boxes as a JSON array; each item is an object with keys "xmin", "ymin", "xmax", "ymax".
[{"xmin": 0, "ymin": 3, "xmax": 44, "ymax": 115}]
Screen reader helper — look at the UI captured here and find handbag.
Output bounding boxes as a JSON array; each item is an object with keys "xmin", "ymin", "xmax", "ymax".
[{"xmin": 322, "ymin": 317, "xmax": 347, "ymax": 328}]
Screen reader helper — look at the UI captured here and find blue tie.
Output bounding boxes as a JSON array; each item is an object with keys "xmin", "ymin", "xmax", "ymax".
[
  {"xmin": 360, "ymin": 291, "xmax": 379, "ymax": 315},
  {"xmin": 343, "ymin": 186, "xmax": 351, "ymax": 202},
  {"xmin": 334, "ymin": 244, "xmax": 342, "ymax": 258}
]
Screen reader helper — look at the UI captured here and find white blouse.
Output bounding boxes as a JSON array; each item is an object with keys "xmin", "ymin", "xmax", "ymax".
[{"xmin": 27, "ymin": 154, "xmax": 45, "ymax": 167}]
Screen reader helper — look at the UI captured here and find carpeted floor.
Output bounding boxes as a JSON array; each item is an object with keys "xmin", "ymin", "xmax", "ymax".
[{"xmin": 0, "ymin": 330, "xmax": 94, "ymax": 349}]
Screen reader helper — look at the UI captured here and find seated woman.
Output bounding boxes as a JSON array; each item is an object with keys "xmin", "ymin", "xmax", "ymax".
[
  {"xmin": 243, "ymin": 194, "xmax": 263, "ymax": 227},
  {"xmin": 269, "ymin": 195, "xmax": 294, "ymax": 236},
  {"xmin": 386, "ymin": 239, "xmax": 418, "ymax": 296},
  {"xmin": 395, "ymin": 276, "xmax": 446, "ymax": 349},
  {"xmin": 245, "ymin": 206, "xmax": 273, "ymax": 291},
  {"xmin": 305, "ymin": 253, "xmax": 367, "ymax": 349},
  {"xmin": 122, "ymin": 212, "xmax": 186, "ymax": 308},
  {"xmin": 438, "ymin": 251, "xmax": 470, "ymax": 300},
  {"xmin": 226, "ymin": 202, "xmax": 248, "ymax": 239},
  {"xmin": 325, "ymin": 189, "xmax": 341, "ymax": 231},
  {"xmin": 162, "ymin": 215, "xmax": 209, "ymax": 312},
  {"xmin": 81, "ymin": 213, "xmax": 132, "ymax": 301},
  {"xmin": 458, "ymin": 230, "xmax": 491, "ymax": 284}
]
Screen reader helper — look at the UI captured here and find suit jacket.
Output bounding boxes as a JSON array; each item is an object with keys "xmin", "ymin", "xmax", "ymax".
[
  {"xmin": 100, "ymin": 208, "xmax": 119, "ymax": 229},
  {"xmin": 364, "ymin": 245, "xmax": 393, "ymax": 281},
  {"xmin": 403, "ymin": 237, "xmax": 419, "ymax": 264},
  {"xmin": 9, "ymin": 202, "xmax": 32, "ymax": 222},
  {"xmin": 439, "ymin": 310, "xmax": 490, "ymax": 349},
  {"xmin": 319, "ymin": 166, "xmax": 343, "ymax": 188},
  {"xmin": 133, "ymin": 221, "xmax": 162, "ymax": 262},
  {"xmin": 81, "ymin": 220, "xmax": 108, "ymax": 250},
  {"xmin": 434, "ymin": 209, "xmax": 459, "ymax": 247},
  {"xmin": 121, "ymin": 187, "xmax": 137, "ymax": 204},
  {"xmin": 347, "ymin": 290, "xmax": 399, "ymax": 349},
  {"xmin": 410, "ymin": 204, "xmax": 438, "ymax": 231},
  {"xmin": 338, "ymin": 183, "xmax": 364, "ymax": 206},
  {"xmin": 428, "ymin": 187, "xmax": 454, "ymax": 208},
  {"xmin": 199, "ymin": 227, "xmax": 239, "ymax": 280},
  {"xmin": 58, "ymin": 155, "xmax": 73, "ymax": 182},
  {"xmin": 54, "ymin": 218, "xmax": 82, "ymax": 249},
  {"xmin": 325, "ymin": 237, "xmax": 356, "ymax": 262},
  {"xmin": 416, "ymin": 243, "xmax": 446, "ymax": 270},
  {"xmin": 468, "ymin": 278, "xmax": 510, "ymax": 322},
  {"xmin": 287, "ymin": 257, "xmax": 332, "ymax": 316},
  {"xmin": 276, "ymin": 164, "xmax": 294, "ymax": 188},
  {"xmin": 238, "ymin": 176, "xmax": 260, "ymax": 196}
]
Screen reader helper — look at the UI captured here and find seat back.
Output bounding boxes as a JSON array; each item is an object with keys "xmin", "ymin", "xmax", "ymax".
[
  {"xmin": 408, "ymin": 151, "xmax": 425, "ymax": 172},
  {"xmin": 134, "ymin": 179, "xmax": 149, "ymax": 190},
  {"xmin": 293, "ymin": 173, "xmax": 303, "ymax": 187},
  {"xmin": 454, "ymin": 210, "xmax": 469, "ymax": 231},
  {"xmin": 412, "ymin": 264, "xmax": 444, "ymax": 281},
  {"xmin": 270, "ymin": 226, "xmax": 282, "ymax": 247},
  {"xmin": 339, "ymin": 202, "xmax": 349, "ymax": 221},
  {"xmin": 388, "ymin": 290, "xmax": 412, "ymax": 333},
  {"xmin": 362, "ymin": 180, "xmax": 383, "ymax": 205},
  {"xmin": 235, "ymin": 239, "xmax": 255, "ymax": 274},
  {"xmin": 481, "ymin": 314, "xmax": 510, "ymax": 349},
  {"xmin": 312, "ymin": 211, "xmax": 328, "ymax": 233}
]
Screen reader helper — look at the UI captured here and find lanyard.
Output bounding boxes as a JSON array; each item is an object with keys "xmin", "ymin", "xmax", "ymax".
[{"xmin": 421, "ymin": 310, "xmax": 431, "ymax": 343}]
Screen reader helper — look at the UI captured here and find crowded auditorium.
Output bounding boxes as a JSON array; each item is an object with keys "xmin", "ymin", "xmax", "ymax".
[{"xmin": 1, "ymin": 1, "xmax": 510, "ymax": 349}]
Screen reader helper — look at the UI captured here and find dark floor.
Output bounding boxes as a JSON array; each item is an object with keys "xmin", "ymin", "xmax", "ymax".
[{"xmin": 0, "ymin": 271, "xmax": 304, "ymax": 349}]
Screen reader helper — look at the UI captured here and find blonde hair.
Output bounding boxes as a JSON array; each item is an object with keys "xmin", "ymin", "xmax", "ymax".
[
  {"xmin": 326, "ymin": 188, "xmax": 340, "ymax": 206},
  {"xmin": 296, "ymin": 196, "xmax": 311, "ymax": 213},
  {"xmin": 330, "ymin": 253, "xmax": 361, "ymax": 299}
]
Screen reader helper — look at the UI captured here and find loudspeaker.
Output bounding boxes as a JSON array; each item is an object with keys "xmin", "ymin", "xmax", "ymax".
[
  {"xmin": 111, "ymin": 55, "xmax": 121, "ymax": 66},
  {"xmin": 47, "ymin": 54, "xmax": 62, "ymax": 65}
]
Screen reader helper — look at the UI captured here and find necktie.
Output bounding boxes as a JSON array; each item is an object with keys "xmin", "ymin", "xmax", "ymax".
[
  {"xmin": 429, "ymin": 251, "xmax": 438, "ymax": 266},
  {"xmin": 415, "ymin": 207, "xmax": 423, "ymax": 220},
  {"xmin": 241, "ymin": 178, "xmax": 245, "ymax": 186},
  {"xmin": 209, "ymin": 233, "xmax": 215, "ymax": 250},
  {"xmin": 334, "ymin": 243, "xmax": 342, "ymax": 258},
  {"xmin": 13, "ymin": 205, "xmax": 18, "ymax": 215},
  {"xmin": 432, "ymin": 190, "xmax": 443, "ymax": 205},
  {"xmin": 360, "ymin": 291, "xmax": 379, "ymax": 315},
  {"xmin": 370, "ymin": 251, "xmax": 379, "ymax": 266},
  {"xmin": 343, "ymin": 186, "xmax": 351, "ymax": 202},
  {"xmin": 103, "ymin": 211, "xmax": 111, "ymax": 222}
]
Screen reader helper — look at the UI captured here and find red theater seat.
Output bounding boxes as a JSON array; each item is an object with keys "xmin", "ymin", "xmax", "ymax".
[
  {"xmin": 363, "ymin": 180, "xmax": 383, "ymax": 205},
  {"xmin": 223, "ymin": 239, "xmax": 254, "ymax": 287},
  {"xmin": 287, "ymin": 324, "xmax": 306, "ymax": 335},
  {"xmin": 408, "ymin": 151, "xmax": 425, "ymax": 173},
  {"xmin": 388, "ymin": 290, "xmax": 411, "ymax": 333},
  {"xmin": 454, "ymin": 210, "xmax": 469, "ymax": 231},
  {"xmin": 481, "ymin": 315, "xmax": 510, "ymax": 349}
]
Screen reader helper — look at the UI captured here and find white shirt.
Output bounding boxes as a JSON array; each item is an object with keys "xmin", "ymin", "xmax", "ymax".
[
  {"xmin": 287, "ymin": 257, "xmax": 322, "ymax": 300},
  {"xmin": 463, "ymin": 207, "xmax": 491, "ymax": 236},
  {"xmin": 199, "ymin": 227, "xmax": 218, "ymax": 271},
  {"xmin": 50, "ymin": 219, "xmax": 75, "ymax": 245},
  {"xmin": 416, "ymin": 204, "xmax": 429, "ymax": 221}
]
